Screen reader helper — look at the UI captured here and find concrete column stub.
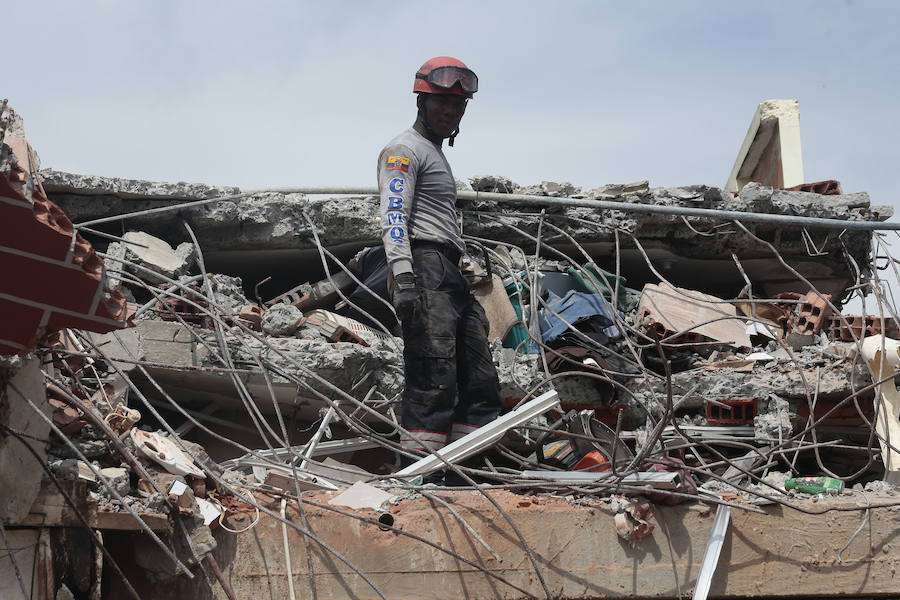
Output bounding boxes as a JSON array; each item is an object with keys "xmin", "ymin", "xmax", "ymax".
[
  {"xmin": 726, "ymin": 99, "xmax": 805, "ymax": 193},
  {"xmin": 0, "ymin": 357, "xmax": 52, "ymax": 523}
]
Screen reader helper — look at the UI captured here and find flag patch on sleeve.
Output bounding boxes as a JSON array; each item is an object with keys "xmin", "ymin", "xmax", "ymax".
[{"xmin": 386, "ymin": 155, "xmax": 410, "ymax": 172}]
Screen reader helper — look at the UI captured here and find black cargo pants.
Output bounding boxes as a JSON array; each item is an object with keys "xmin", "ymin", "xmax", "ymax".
[{"xmin": 398, "ymin": 242, "xmax": 502, "ymax": 453}]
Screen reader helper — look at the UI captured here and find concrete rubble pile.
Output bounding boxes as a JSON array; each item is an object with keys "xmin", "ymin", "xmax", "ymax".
[{"xmin": 4, "ymin": 99, "xmax": 900, "ymax": 599}]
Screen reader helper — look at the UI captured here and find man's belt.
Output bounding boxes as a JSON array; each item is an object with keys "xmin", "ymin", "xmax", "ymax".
[{"xmin": 410, "ymin": 239, "xmax": 463, "ymax": 265}]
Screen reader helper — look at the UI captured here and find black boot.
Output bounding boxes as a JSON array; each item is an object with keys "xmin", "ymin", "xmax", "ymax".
[{"xmin": 444, "ymin": 456, "xmax": 485, "ymax": 487}]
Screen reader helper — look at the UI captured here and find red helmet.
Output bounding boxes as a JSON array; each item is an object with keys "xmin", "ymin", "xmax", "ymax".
[{"xmin": 413, "ymin": 56, "xmax": 478, "ymax": 99}]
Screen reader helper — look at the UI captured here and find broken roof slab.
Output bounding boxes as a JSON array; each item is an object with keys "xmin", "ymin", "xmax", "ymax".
[{"xmin": 42, "ymin": 171, "xmax": 891, "ymax": 303}]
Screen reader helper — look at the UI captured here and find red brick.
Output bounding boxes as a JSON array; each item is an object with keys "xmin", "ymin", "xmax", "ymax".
[
  {"xmin": 707, "ymin": 397, "xmax": 757, "ymax": 425},
  {"xmin": 830, "ymin": 315, "xmax": 900, "ymax": 341},
  {"xmin": 785, "ymin": 180, "xmax": 843, "ymax": 195},
  {"xmin": 791, "ymin": 292, "xmax": 833, "ymax": 335},
  {"xmin": 236, "ymin": 305, "xmax": 264, "ymax": 332},
  {"xmin": 1, "ymin": 110, "xmax": 129, "ymax": 355}
]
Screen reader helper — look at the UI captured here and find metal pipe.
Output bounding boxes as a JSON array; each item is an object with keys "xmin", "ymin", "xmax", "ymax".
[
  {"xmin": 205, "ymin": 554, "xmax": 239, "ymax": 600},
  {"xmin": 465, "ymin": 190, "xmax": 899, "ymax": 231},
  {"xmin": 72, "ymin": 186, "xmax": 900, "ymax": 231}
]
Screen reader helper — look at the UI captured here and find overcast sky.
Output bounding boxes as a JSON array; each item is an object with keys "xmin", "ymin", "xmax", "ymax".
[
  {"xmin": 5, "ymin": 1, "xmax": 899, "ymax": 305},
  {"xmin": 5, "ymin": 1, "xmax": 897, "ymax": 192}
]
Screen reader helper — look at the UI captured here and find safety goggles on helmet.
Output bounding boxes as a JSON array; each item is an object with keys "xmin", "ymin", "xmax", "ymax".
[{"xmin": 416, "ymin": 65, "xmax": 479, "ymax": 94}]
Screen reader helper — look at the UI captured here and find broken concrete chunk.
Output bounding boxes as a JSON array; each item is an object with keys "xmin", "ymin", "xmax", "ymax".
[
  {"xmin": 754, "ymin": 395, "xmax": 793, "ymax": 441},
  {"xmin": 542, "ymin": 181, "xmax": 580, "ymax": 196},
  {"xmin": 99, "ymin": 466, "xmax": 131, "ymax": 496},
  {"xmin": 469, "ymin": 174, "xmax": 516, "ymax": 193},
  {"xmin": 53, "ymin": 458, "xmax": 97, "ymax": 482},
  {"xmin": 655, "ymin": 186, "xmax": 707, "ymax": 201},
  {"xmin": 209, "ymin": 274, "xmax": 250, "ymax": 314},
  {"xmin": 514, "ymin": 181, "xmax": 581, "ymax": 197},
  {"xmin": 262, "ymin": 303, "xmax": 303, "ymax": 336},
  {"xmin": 55, "ymin": 584, "xmax": 76, "ymax": 600},
  {"xmin": 305, "ymin": 457, "xmax": 376, "ymax": 485},
  {"xmin": 785, "ymin": 332, "xmax": 816, "ymax": 350},
  {"xmin": 586, "ymin": 180, "xmax": 650, "ymax": 198},
  {"xmin": 737, "ymin": 181, "xmax": 776, "ymax": 212},
  {"xmin": 174, "ymin": 241, "xmax": 197, "ymax": 269},
  {"xmin": 261, "ymin": 467, "xmax": 339, "ymax": 492},
  {"xmin": 86, "ymin": 328, "xmax": 144, "ymax": 373},
  {"xmin": 454, "ymin": 178, "xmax": 472, "ymax": 191},
  {"xmin": 108, "ymin": 232, "xmax": 196, "ymax": 284}
]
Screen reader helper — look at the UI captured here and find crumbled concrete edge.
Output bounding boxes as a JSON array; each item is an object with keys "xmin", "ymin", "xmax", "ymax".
[{"xmin": 39, "ymin": 168, "xmax": 240, "ymax": 200}]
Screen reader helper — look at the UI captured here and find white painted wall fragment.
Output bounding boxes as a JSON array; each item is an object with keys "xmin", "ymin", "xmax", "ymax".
[
  {"xmin": 860, "ymin": 335, "xmax": 900, "ymax": 484},
  {"xmin": 725, "ymin": 99, "xmax": 804, "ymax": 193}
]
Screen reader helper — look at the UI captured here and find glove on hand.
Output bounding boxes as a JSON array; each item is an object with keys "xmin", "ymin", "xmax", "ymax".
[{"xmin": 392, "ymin": 272, "xmax": 419, "ymax": 322}]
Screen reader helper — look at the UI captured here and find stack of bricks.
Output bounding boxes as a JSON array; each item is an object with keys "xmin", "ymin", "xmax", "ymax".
[
  {"xmin": 155, "ymin": 284, "xmax": 210, "ymax": 327},
  {"xmin": 830, "ymin": 315, "xmax": 900, "ymax": 341},
  {"xmin": 790, "ymin": 292, "xmax": 833, "ymax": 335}
]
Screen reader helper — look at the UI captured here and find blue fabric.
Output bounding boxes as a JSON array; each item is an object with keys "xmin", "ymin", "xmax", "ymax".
[{"xmin": 539, "ymin": 290, "xmax": 620, "ymax": 344}]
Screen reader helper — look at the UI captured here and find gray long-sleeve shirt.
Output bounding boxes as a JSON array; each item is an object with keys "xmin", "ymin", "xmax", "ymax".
[{"xmin": 377, "ymin": 128, "xmax": 464, "ymax": 276}]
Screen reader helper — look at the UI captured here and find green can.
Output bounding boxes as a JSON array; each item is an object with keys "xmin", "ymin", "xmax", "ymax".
[{"xmin": 784, "ymin": 476, "xmax": 844, "ymax": 495}]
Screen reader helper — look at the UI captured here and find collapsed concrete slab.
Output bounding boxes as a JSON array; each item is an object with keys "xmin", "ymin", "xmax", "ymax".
[
  {"xmin": 39, "ymin": 169, "xmax": 241, "ymax": 201},
  {"xmin": 43, "ymin": 171, "xmax": 891, "ymax": 303}
]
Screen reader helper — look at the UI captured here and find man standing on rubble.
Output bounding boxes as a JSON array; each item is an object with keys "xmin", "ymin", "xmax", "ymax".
[{"xmin": 377, "ymin": 56, "xmax": 501, "ymax": 476}]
